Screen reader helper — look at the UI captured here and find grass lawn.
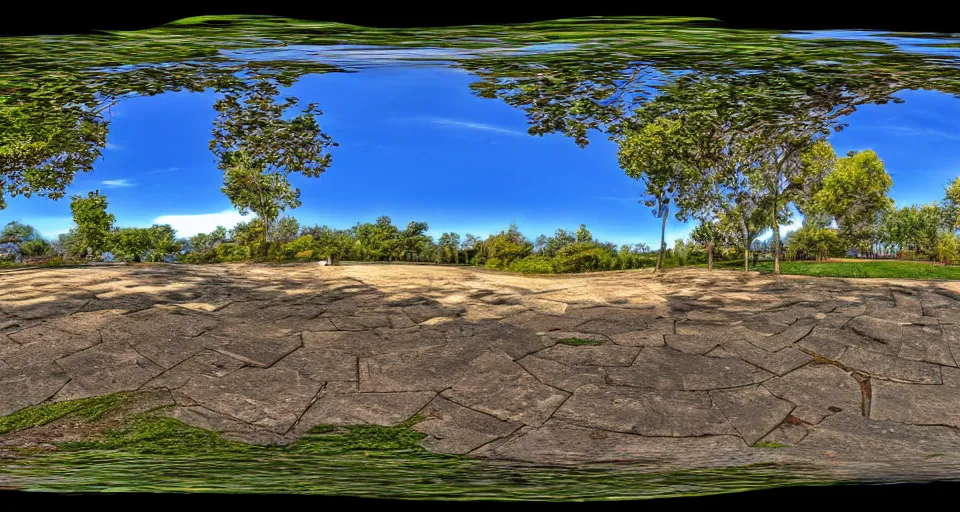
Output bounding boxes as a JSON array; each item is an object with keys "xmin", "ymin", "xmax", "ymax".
[{"xmin": 711, "ymin": 259, "xmax": 960, "ymax": 280}]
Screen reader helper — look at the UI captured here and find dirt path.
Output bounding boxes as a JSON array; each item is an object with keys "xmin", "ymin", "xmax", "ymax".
[{"xmin": 2, "ymin": 263, "xmax": 960, "ymax": 479}]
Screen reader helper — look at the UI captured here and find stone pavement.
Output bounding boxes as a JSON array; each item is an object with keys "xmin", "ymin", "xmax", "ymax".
[{"xmin": 2, "ymin": 263, "xmax": 960, "ymax": 479}]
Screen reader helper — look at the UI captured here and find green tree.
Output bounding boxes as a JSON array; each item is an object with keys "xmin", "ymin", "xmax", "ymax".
[
  {"xmin": 618, "ymin": 117, "xmax": 688, "ymax": 272},
  {"xmin": 438, "ymin": 232, "xmax": 462, "ymax": 264},
  {"xmin": 810, "ymin": 150, "xmax": 893, "ymax": 253},
  {"xmin": 575, "ymin": 224, "xmax": 593, "ymax": 244},
  {"xmin": 944, "ymin": 176, "xmax": 960, "ymax": 231},
  {"xmin": 210, "ymin": 75, "xmax": 338, "ymax": 257},
  {"xmin": 270, "ymin": 216, "xmax": 301, "ymax": 245},
  {"xmin": 188, "ymin": 226, "xmax": 228, "ymax": 254},
  {"xmin": 69, "ymin": 190, "xmax": 115, "ymax": 259}
]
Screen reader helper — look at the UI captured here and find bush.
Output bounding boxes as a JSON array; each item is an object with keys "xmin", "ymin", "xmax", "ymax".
[
  {"xmin": 281, "ymin": 235, "xmax": 318, "ymax": 259},
  {"xmin": 508, "ymin": 255, "xmax": 557, "ymax": 274},
  {"xmin": 936, "ymin": 233, "xmax": 960, "ymax": 265},
  {"xmin": 484, "ymin": 257, "xmax": 504, "ymax": 270},
  {"xmin": 294, "ymin": 249, "xmax": 316, "ymax": 260},
  {"xmin": 215, "ymin": 243, "xmax": 251, "ymax": 262},
  {"xmin": 179, "ymin": 250, "xmax": 219, "ymax": 264},
  {"xmin": 554, "ymin": 243, "xmax": 608, "ymax": 273}
]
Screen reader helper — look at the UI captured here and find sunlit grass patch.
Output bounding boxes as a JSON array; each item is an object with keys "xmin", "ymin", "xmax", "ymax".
[
  {"xmin": 556, "ymin": 338, "xmax": 604, "ymax": 346},
  {"xmin": 0, "ymin": 392, "xmax": 133, "ymax": 436}
]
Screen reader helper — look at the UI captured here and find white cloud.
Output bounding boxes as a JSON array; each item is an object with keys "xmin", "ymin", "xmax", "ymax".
[
  {"xmin": 102, "ymin": 179, "xmax": 135, "ymax": 188},
  {"xmin": 152, "ymin": 210, "xmax": 248, "ymax": 238},
  {"xmin": 104, "ymin": 142, "xmax": 123, "ymax": 151},
  {"xmin": 419, "ymin": 117, "xmax": 527, "ymax": 136}
]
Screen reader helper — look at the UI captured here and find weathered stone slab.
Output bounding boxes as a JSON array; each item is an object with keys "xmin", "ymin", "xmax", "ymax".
[
  {"xmin": 839, "ymin": 346, "xmax": 941, "ymax": 384},
  {"xmin": 4, "ymin": 327, "xmax": 100, "ymax": 369},
  {"xmin": 740, "ymin": 314, "xmax": 792, "ymax": 335},
  {"xmin": 270, "ymin": 346, "xmax": 358, "ymax": 383},
  {"xmin": 359, "ymin": 344, "xmax": 480, "ymax": 392},
  {"xmin": 0, "ymin": 362, "xmax": 70, "ymax": 416},
  {"xmin": 898, "ymin": 333, "xmax": 956, "ymax": 367},
  {"xmin": 402, "ymin": 304, "xmax": 464, "ymax": 324},
  {"xmin": 303, "ymin": 329, "xmax": 427, "ymax": 358},
  {"xmin": 99, "ymin": 308, "xmax": 219, "ymax": 368},
  {"xmin": 54, "ymin": 342, "xmax": 164, "ymax": 401},
  {"xmin": 742, "ymin": 318, "xmax": 815, "ymax": 352},
  {"xmin": 42, "ymin": 309, "xmax": 126, "ymax": 335},
  {"xmin": 517, "ymin": 355, "xmax": 606, "ymax": 393},
  {"xmin": 297, "ymin": 390, "xmax": 436, "ymax": 432},
  {"xmin": 553, "ymin": 384, "xmax": 735, "ymax": 437},
  {"xmin": 534, "ymin": 343, "xmax": 639, "ymax": 367},
  {"xmin": 388, "ymin": 314, "xmax": 416, "ymax": 329},
  {"xmin": 846, "ymin": 315, "xmax": 928, "ymax": 353},
  {"xmin": 442, "ymin": 351, "xmax": 568, "ymax": 425},
  {"xmin": 472, "ymin": 423, "xmax": 748, "ymax": 464},
  {"xmin": 799, "ymin": 411, "xmax": 960, "ymax": 458},
  {"xmin": 608, "ymin": 330, "xmax": 668, "ymax": 347},
  {"xmin": 710, "ymin": 385, "xmax": 794, "ymax": 445},
  {"xmin": 165, "ymin": 405, "xmax": 290, "ymax": 446},
  {"xmin": 871, "ymin": 377, "xmax": 960, "ymax": 428},
  {"xmin": 758, "ymin": 421, "xmax": 809, "ymax": 446},
  {"xmin": 762, "ymin": 364, "xmax": 862, "ymax": 424},
  {"xmin": 721, "ymin": 339, "xmax": 812, "ymax": 376},
  {"xmin": 328, "ymin": 315, "xmax": 392, "ymax": 331},
  {"xmin": 143, "ymin": 350, "xmax": 247, "ymax": 390},
  {"xmin": 664, "ymin": 334, "xmax": 719, "ymax": 355},
  {"xmin": 605, "ymin": 347, "xmax": 771, "ymax": 391},
  {"xmin": 179, "ymin": 366, "xmax": 325, "ymax": 434},
  {"xmin": 209, "ymin": 335, "xmax": 301, "ymax": 368},
  {"xmin": 6, "ymin": 298, "xmax": 90, "ymax": 320},
  {"xmin": 414, "ymin": 396, "xmax": 521, "ymax": 454},
  {"xmin": 500, "ymin": 311, "xmax": 581, "ymax": 333},
  {"xmin": 521, "ymin": 297, "xmax": 568, "ymax": 315}
]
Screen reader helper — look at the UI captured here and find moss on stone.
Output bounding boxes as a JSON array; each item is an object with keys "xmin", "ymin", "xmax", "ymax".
[{"xmin": 0, "ymin": 392, "xmax": 134, "ymax": 436}]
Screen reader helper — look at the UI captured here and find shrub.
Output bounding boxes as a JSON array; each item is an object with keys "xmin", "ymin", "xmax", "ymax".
[
  {"xmin": 281, "ymin": 235, "xmax": 318, "ymax": 259},
  {"xmin": 215, "ymin": 243, "xmax": 251, "ymax": 262},
  {"xmin": 554, "ymin": 243, "xmax": 608, "ymax": 273},
  {"xmin": 484, "ymin": 257, "xmax": 504, "ymax": 270},
  {"xmin": 294, "ymin": 249, "xmax": 316, "ymax": 260},
  {"xmin": 936, "ymin": 233, "xmax": 960, "ymax": 265},
  {"xmin": 508, "ymin": 255, "xmax": 557, "ymax": 274}
]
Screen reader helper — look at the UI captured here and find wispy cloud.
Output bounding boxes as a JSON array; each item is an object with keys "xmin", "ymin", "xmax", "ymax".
[
  {"xmin": 871, "ymin": 124, "xmax": 960, "ymax": 141},
  {"xmin": 102, "ymin": 179, "xmax": 135, "ymax": 188},
  {"xmin": 153, "ymin": 210, "xmax": 247, "ymax": 238},
  {"xmin": 399, "ymin": 117, "xmax": 527, "ymax": 137},
  {"xmin": 104, "ymin": 142, "xmax": 123, "ymax": 151}
]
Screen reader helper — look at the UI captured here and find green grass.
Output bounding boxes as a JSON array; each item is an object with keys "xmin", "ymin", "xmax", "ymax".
[
  {"xmin": 753, "ymin": 441, "xmax": 787, "ymax": 449},
  {"xmin": 0, "ymin": 394, "xmax": 835, "ymax": 498},
  {"xmin": 556, "ymin": 338, "xmax": 605, "ymax": 346},
  {"xmin": 0, "ymin": 393, "xmax": 133, "ymax": 435},
  {"xmin": 712, "ymin": 259, "xmax": 960, "ymax": 280}
]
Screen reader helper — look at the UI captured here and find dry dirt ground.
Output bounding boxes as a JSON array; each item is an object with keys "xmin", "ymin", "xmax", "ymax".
[{"xmin": 3, "ymin": 263, "xmax": 960, "ymax": 479}]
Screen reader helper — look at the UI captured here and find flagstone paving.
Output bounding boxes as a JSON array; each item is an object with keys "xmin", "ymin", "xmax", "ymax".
[{"xmin": 3, "ymin": 263, "xmax": 960, "ymax": 479}]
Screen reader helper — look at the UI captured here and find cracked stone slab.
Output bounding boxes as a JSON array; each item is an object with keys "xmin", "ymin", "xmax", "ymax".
[
  {"xmin": 4, "ymin": 326, "xmax": 100, "ymax": 370},
  {"xmin": 178, "ymin": 366, "xmax": 325, "ymax": 434},
  {"xmin": 798, "ymin": 411, "xmax": 960, "ymax": 459},
  {"xmin": 533, "ymin": 343, "xmax": 639, "ymax": 367},
  {"xmin": 402, "ymin": 304, "xmax": 465, "ymax": 324},
  {"xmin": 710, "ymin": 385, "xmax": 794, "ymax": 445},
  {"xmin": 762, "ymin": 364, "xmax": 862, "ymax": 425},
  {"xmin": 605, "ymin": 347, "xmax": 771, "ymax": 391},
  {"xmin": 740, "ymin": 318, "xmax": 815, "ymax": 352},
  {"xmin": 608, "ymin": 327, "xmax": 669, "ymax": 347},
  {"xmin": 207, "ymin": 335, "xmax": 301, "ymax": 368},
  {"xmin": 100, "ymin": 308, "xmax": 219, "ymax": 368},
  {"xmin": 54, "ymin": 342, "xmax": 164, "ymax": 401},
  {"xmin": 471, "ymin": 423, "xmax": 750, "ymax": 465},
  {"xmin": 664, "ymin": 334, "xmax": 720, "ymax": 355},
  {"xmin": 898, "ymin": 334, "xmax": 956, "ymax": 367},
  {"xmin": 165, "ymin": 405, "xmax": 293, "ymax": 445},
  {"xmin": 42, "ymin": 309, "xmax": 127, "ymax": 335},
  {"xmin": 5, "ymin": 298, "xmax": 91, "ymax": 320},
  {"xmin": 721, "ymin": 339, "xmax": 812, "ymax": 376},
  {"xmin": 270, "ymin": 345, "xmax": 358, "ymax": 383},
  {"xmin": 758, "ymin": 421, "xmax": 809, "ymax": 446},
  {"xmin": 295, "ymin": 390, "xmax": 436, "ymax": 434},
  {"xmin": 846, "ymin": 316, "xmax": 929, "ymax": 353},
  {"xmin": 0, "ymin": 362, "xmax": 71, "ymax": 416},
  {"xmin": 414, "ymin": 396, "xmax": 522, "ymax": 454},
  {"xmin": 442, "ymin": 351, "xmax": 568, "ymax": 425},
  {"xmin": 303, "ymin": 329, "xmax": 431, "ymax": 358},
  {"xmin": 500, "ymin": 311, "xmax": 581, "ymax": 333},
  {"xmin": 871, "ymin": 372, "xmax": 960, "ymax": 429},
  {"xmin": 328, "ymin": 315, "xmax": 392, "ymax": 331},
  {"xmin": 359, "ymin": 343, "xmax": 481, "ymax": 392},
  {"xmin": 838, "ymin": 346, "xmax": 941, "ymax": 384},
  {"xmin": 517, "ymin": 355, "xmax": 606, "ymax": 393},
  {"xmin": 552, "ymin": 384, "xmax": 736, "ymax": 437},
  {"xmin": 143, "ymin": 350, "xmax": 247, "ymax": 390}
]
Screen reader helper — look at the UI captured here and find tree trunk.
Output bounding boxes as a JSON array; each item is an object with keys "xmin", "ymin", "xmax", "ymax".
[
  {"xmin": 772, "ymin": 198, "xmax": 781, "ymax": 275},
  {"xmin": 656, "ymin": 203, "xmax": 668, "ymax": 273},
  {"xmin": 707, "ymin": 242, "xmax": 713, "ymax": 270}
]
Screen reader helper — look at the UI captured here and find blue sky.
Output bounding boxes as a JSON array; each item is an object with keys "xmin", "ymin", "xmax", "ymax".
[{"xmin": 3, "ymin": 65, "xmax": 960, "ymax": 247}]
